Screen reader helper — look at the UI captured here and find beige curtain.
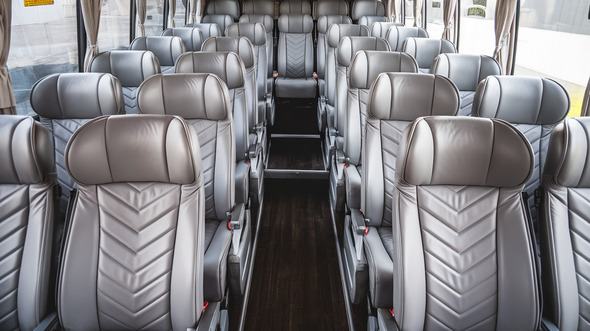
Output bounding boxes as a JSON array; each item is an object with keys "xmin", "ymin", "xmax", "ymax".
[
  {"xmin": 80, "ymin": 0, "xmax": 101, "ymax": 72},
  {"xmin": 136, "ymin": 0, "xmax": 147, "ymax": 36},
  {"xmin": 414, "ymin": 0, "xmax": 424, "ymax": 27},
  {"xmin": 581, "ymin": 77, "xmax": 590, "ymax": 116},
  {"xmin": 0, "ymin": 0, "xmax": 14, "ymax": 115},
  {"xmin": 388, "ymin": 0, "xmax": 399, "ymax": 22},
  {"xmin": 188, "ymin": 0, "xmax": 198, "ymax": 24},
  {"xmin": 168, "ymin": 0, "xmax": 176, "ymax": 27},
  {"xmin": 442, "ymin": 0, "xmax": 458, "ymax": 43},
  {"xmin": 494, "ymin": 0, "xmax": 518, "ymax": 74}
]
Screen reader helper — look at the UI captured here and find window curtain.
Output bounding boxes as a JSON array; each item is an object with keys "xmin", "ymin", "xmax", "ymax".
[
  {"xmin": 168, "ymin": 0, "xmax": 176, "ymax": 28},
  {"xmin": 494, "ymin": 0, "xmax": 518, "ymax": 74},
  {"xmin": 80, "ymin": 0, "xmax": 101, "ymax": 72},
  {"xmin": 388, "ymin": 0, "xmax": 399, "ymax": 22},
  {"xmin": 414, "ymin": 0, "xmax": 424, "ymax": 27},
  {"xmin": 136, "ymin": 0, "xmax": 147, "ymax": 36},
  {"xmin": 0, "ymin": 0, "xmax": 15, "ymax": 114},
  {"xmin": 188, "ymin": 0, "xmax": 198, "ymax": 24},
  {"xmin": 442, "ymin": 0, "xmax": 458, "ymax": 43},
  {"xmin": 581, "ymin": 77, "xmax": 590, "ymax": 117}
]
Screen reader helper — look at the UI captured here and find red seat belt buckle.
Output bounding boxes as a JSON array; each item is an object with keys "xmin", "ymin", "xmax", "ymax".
[
  {"xmin": 203, "ymin": 301, "xmax": 209, "ymax": 312},
  {"xmin": 389, "ymin": 308, "xmax": 394, "ymax": 317}
]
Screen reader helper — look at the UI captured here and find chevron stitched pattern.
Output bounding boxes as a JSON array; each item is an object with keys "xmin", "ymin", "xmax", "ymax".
[
  {"xmin": 418, "ymin": 185, "xmax": 499, "ymax": 330},
  {"xmin": 381, "ymin": 120, "xmax": 407, "ymax": 226},
  {"xmin": 123, "ymin": 87, "xmax": 139, "ymax": 114},
  {"xmin": 459, "ymin": 91, "xmax": 475, "ymax": 116},
  {"xmin": 0, "ymin": 185, "xmax": 29, "ymax": 331},
  {"xmin": 96, "ymin": 182, "xmax": 181, "ymax": 330},
  {"xmin": 568, "ymin": 187, "xmax": 590, "ymax": 329},
  {"xmin": 285, "ymin": 34, "xmax": 308, "ymax": 78},
  {"xmin": 188, "ymin": 119, "xmax": 218, "ymax": 220}
]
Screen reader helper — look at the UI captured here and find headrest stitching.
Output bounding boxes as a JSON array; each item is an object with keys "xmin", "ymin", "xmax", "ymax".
[
  {"xmin": 534, "ymin": 80, "xmax": 546, "ymax": 125},
  {"xmin": 484, "ymin": 121, "xmax": 496, "ymax": 185},
  {"xmin": 579, "ymin": 119, "xmax": 590, "ymax": 186},
  {"xmin": 164, "ymin": 119, "xmax": 172, "ymax": 182},
  {"xmin": 8, "ymin": 119, "xmax": 19, "ymax": 182},
  {"xmin": 55, "ymin": 75, "xmax": 65, "ymax": 119},
  {"xmin": 104, "ymin": 117, "xmax": 114, "ymax": 182}
]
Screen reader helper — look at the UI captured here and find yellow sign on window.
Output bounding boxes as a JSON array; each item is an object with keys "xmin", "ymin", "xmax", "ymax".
[{"xmin": 24, "ymin": 0, "xmax": 54, "ymax": 7}]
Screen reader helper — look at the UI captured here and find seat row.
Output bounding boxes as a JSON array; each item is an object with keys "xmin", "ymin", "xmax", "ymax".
[{"xmin": 1, "ymin": 72, "xmax": 254, "ymax": 330}]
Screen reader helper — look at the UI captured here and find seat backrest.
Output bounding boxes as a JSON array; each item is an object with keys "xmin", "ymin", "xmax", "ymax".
[
  {"xmin": 0, "ymin": 115, "xmax": 55, "ymax": 331},
  {"xmin": 541, "ymin": 117, "xmax": 590, "ymax": 331},
  {"xmin": 90, "ymin": 50, "xmax": 160, "ymax": 114},
  {"xmin": 129, "ymin": 36, "xmax": 185, "ymax": 73},
  {"xmin": 162, "ymin": 27, "xmax": 204, "ymax": 51},
  {"xmin": 317, "ymin": 15, "xmax": 352, "ymax": 87},
  {"xmin": 242, "ymin": 0, "xmax": 275, "ymax": 16},
  {"xmin": 432, "ymin": 54, "xmax": 501, "ymax": 116},
  {"xmin": 137, "ymin": 74, "xmax": 235, "ymax": 222},
  {"xmin": 335, "ymin": 36, "xmax": 389, "ymax": 135},
  {"xmin": 392, "ymin": 116, "xmax": 539, "ymax": 330},
  {"xmin": 316, "ymin": 0, "xmax": 349, "ymax": 16},
  {"xmin": 175, "ymin": 52, "xmax": 249, "ymax": 162},
  {"xmin": 370, "ymin": 21, "xmax": 404, "ymax": 38},
  {"xmin": 30, "ymin": 73, "xmax": 124, "ymax": 215},
  {"xmin": 358, "ymin": 15, "xmax": 387, "ymax": 29},
  {"xmin": 345, "ymin": 51, "xmax": 418, "ymax": 166},
  {"xmin": 202, "ymin": 36, "xmax": 258, "ymax": 131},
  {"xmin": 239, "ymin": 14, "xmax": 274, "ymax": 82},
  {"xmin": 402, "ymin": 37, "xmax": 456, "ymax": 72},
  {"xmin": 385, "ymin": 25, "xmax": 428, "ymax": 51},
  {"xmin": 351, "ymin": 0, "xmax": 385, "ymax": 23},
  {"xmin": 472, "ymin": 75, "xmax": 570, "ymax": 222},
  {"xmin": 277, "ymin": 14, "xmax": 315, "ymax": 78},
  {"xmin": 202, "ymin": 14, "xmax": 234, "ymax": 36},
  {"xmin": 186, "ymin": 23, "xmax": 223, "ymax": 39},
  {"xmin": 58, "ymin": 115, "xmax": 206, "ymax": 330},
  {"xmin": 362, "ymin": 73, "xmax": 459, "ymax": 228},
  {"xmin": 279, "ymin": 0, "xmax": 312, "ymax": 15},
  {"xmin": 205, "ymin": 0, "xmax": 240, "ymax": 21}
]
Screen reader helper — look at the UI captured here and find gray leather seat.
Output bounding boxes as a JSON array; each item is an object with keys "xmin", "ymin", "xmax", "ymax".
[
  {"xmin": 540, "ymin": 117, "xmax": 590, "ymax": 330},
  {"xmin": 203, "ymin": 0, "xmax": 240, "ymax": 34},
  {"xmin": 402, "ymin": 37, "xmax": 456, "ymax": 73},
  {"xmin": 472, "ymin": 76, "xmax": 569, "ymax": 225},
  {"xmin": 351, "ymin": 0, "xmax": 386, "ymax": 26},
  {"xmin": 58, "ymin": 115, "xmax": 210, "ymax": 330},
  {"xmin": 275, "ymin": 14, "xmax": 317, "ymax": 98},
  {"xmin": 432, "ymin": 54, "xmax": 501, "ymax": 116},
  {"xmin": 279, "ymin": 0, "xmax": 312, "ymax": 15},
  {"xmin": 129, "ymin": 36, "xmax": 185, "ymax": 73},
  {"xmin": 381, "ymin": 116, "xmax": 540, "ymax": 330},
  {"xmin": 385, "ymin": 25, "xmax": 428, "ymax": 51},
  {"xmin": 370, "ymin": 21, "xmax": 404, "ymax": 38},
  {"xmin": 30, "ymin": 73, "xmax": 124, "ymax": 216},
  {"xmin": 185, "ymin": 23, "xmax": 223, "ymax": 39},
  {"xmin": 89, "ymin": 50, "xmax": 160, "ymax": 114},
  {"xmin": 161, "ymin": 27, "xmax": 204, "ymax": 51},
  {"xmin": 242, "ymin": 0, "xmax": 275, "ymax": 16},
  {"xmin": 137, "ymin": 73, "xmax": 251, "ymax": 300},
  {"xmin": 316, "ymin": 0, "xmax": 349, "ymax": 17},
  {"xmin": 348, "ymin": 73, "xmax": 458, "ymax": 310},
  {"xmin": 0, "ymin": 115, "xmax": 55, "ymax": 331}
]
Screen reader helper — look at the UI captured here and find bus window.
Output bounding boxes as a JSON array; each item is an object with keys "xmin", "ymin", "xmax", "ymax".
[
  {"xmin": 173, "ymin": 0, "xmax": 187, "ymax": 27},
  {"xmin": 458, "ymin": 0, "xmax": 497, "ymax": 55},
  {"xmin": 144, "ymin": 0, "xmax": 165, "ymax": 36},
  {"xmin": 514, "ymin": 0, "xmax": 590, "ymax": 117},
  {"xmin": 99, "ymin": 0, "xmax": 131, "ymax": 50},
  {"xmin": 426, "ymin": 0, "xmax": 445, "ymax": 38},
  {"xmin": 9, "ymin": 1, "xmax": 78, "ymax": 116}
]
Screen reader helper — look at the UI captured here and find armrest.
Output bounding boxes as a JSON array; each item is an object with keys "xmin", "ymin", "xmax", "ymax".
[
  {"xmin": 229, "ymin": 203, "xmax": 246, "ymax": 230},
  {"xmin": 350, "ymin": 209, "xmax": 368, "ymax": 260},
  {"xmin": 34, "ymin": 312, "xmax": 59, "ymax": 331},
  {"xmin": 344, "ymin": 165, "xmax": 361, "ymax": 210}
]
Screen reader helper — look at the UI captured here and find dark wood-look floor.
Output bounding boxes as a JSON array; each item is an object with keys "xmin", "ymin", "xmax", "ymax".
[
  {"xmin": 244, "ymin": 179, "xmax": 348, "ymax": 331},
  {"xmin": 267, "ymin": 138, "xmax": 325, "ymax": 170}
]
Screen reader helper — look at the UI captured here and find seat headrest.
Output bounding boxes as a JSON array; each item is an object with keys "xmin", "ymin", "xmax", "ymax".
[
  {"xmin": 242, "ymin": 0, "xmax": 275, "ymax": 16},
  {"xmin": 369, "ymin": 73, "xmax": 459, "ymax": 121},
  {"xmin": 317, "ymin": 15, "xmax": 352, "ymax": 34},
  {"xmin": 137, "ymin": 73, "xmax": 231, "ymax": 121},
  {"xmin": 358, "ymin": 15, "xmax": 387, "ymax": 27},
  {"xmin": 66, "ymin": 115, "xmax": 202, "ymax": 185},
  {"xmin": 129, "ymin": 36, "xmax": 185, "ymax": 66},
  {"xmin": 326, "ymin": 24, "xmax": 370, "ymax": 48},
  {"xmin": 277, "ymin": 14, "xmax": 314, "ymax": 33},
  {"xmin": 202, "ymin": 14, "xmax": 234, "ymax": 32},
  {"xmin": 351, "ymin": 0, "xmax": 385, "ymax": 20},
  {"xmin": 202, "ymin": 36, "xmax": 256, "ymax": 68},
  {"xmin": 279, "ymin": 0, "xmax": 312, "ymax": 15},
  {"xmin": 397, "ymin": 116, "xmax": 533, "ymax": 188},
  {"xmin": 186, "ymin": 23, "xmax": 222, "ymax": 39},
  {"xmin": 472, "ymin": 76, "xmax": 570, "ymax": 125},
  {"xmin": 239, "ymin": 14, "xmax": 274, "ymax": 33},
  {"xmin": 225, "ymin": 23, "xmax": 267, "ymax": 46},
  {"xmin": 0, "ymin": 116, "xmax": 53, "ymax": 185},
  {"xmin": 90, "ymin": 50, "xmax": 161, "ymax": 87},
  {"xmin": 385, "ymin": 26, "xmax": 428, "ymax": 51},
  {"xmin": 175, "ymin": 52, "xmax": 246, "ymax": 90},
  {"xmin": 432, "ymin": 54, "xmax": 501, "ymax": 91},
  {"xmin": 349, "ymin": 51, "xmax": 418, "ymax": 89},
  {"xmin": 316, "ymin": 0, "xmax": 349, "ymax": 16},
  {"xmin": 161, "ymin": 27, "xmax": 204, "ymax": 52},
  {"xmin": 544, "ymin": 117, "xmax": 590, "ymax": 188},
  {"xmin": 337, "ymin": 36, "xmax": 390, "ymax": 67},
  {"xmin": 205, "ymin": 0, "xmax": 240, "ymax": 20},
  {"xmin": 403, "ymin": 38, "xmax": 456, "ymax": 69},
  {"xmin": 370, "ymin": 21, "xmax": 404, "ymax": 38},
  {"xmin": 31, "ymin": 73, "xmax": 125, "ymax": 119}
]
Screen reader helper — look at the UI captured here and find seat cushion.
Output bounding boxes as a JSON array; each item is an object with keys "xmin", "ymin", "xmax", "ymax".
[{"xmin": 275, "ymin": 77, "xmax": 317, "ymax": 98}]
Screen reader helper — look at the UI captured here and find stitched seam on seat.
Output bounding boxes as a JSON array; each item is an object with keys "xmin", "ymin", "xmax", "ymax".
[{"xmin": 104, "ymin": 119, "xmax": 114, "ymax": 182}]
